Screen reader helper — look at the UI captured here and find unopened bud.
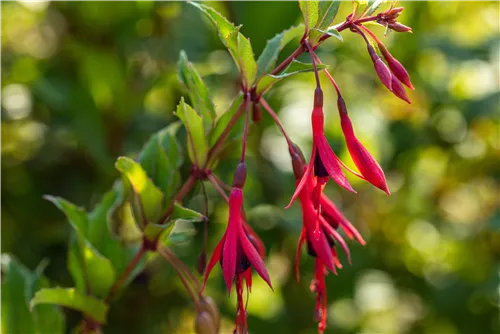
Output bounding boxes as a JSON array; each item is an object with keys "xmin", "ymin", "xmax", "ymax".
[
  {"xmin": 195, "ymin": 311, "xmax": 217, "ymax": 334},
  {"xmin": 373, "ymin": 58, "xmax": 393, "ymax": 91},
  {"xmin": 200, "ymin": 296, "xmax": 220, "ymax": 332},
  {"xmin": 383, "ymin": 7, "xmax": 404, "ymax": 20},
  {"xmin": 377, "ymin": 42, "xmax": 414, "ymax": 90},
  {"xmin": 388, "ymin": 22, "xmax": 412, "ymax": 33},
  {"xmin": 391, "ymin": 76, "xmax": 411, "ymax": 104},
  {"xmin": 314, "ymin": 87, "xmax": 323, "ymax": 108},
  {"xmin": 232, "ymin": 162, "xmax": 247, "ymax": 188},
  {"xmin": 252, "ymin": 103, "xmax": 262, "ymax": 122},
  {"xmin": 367, "ymin": 44, "xmax": 393, "ymax": 91},
  {"xmin": 289, "ymin": 143, "xmax": 306, "ymax": 180}
]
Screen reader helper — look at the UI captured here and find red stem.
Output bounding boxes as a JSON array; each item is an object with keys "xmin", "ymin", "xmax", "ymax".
[
  {"xmin": 259, "ymin": 98, "xmax": 293, "ymax": 149},
  {"xmin": 270, "ymin": 45, "xmax": 305, "ymax": 75},
  {"xmin": 105, "ymin": 245, "xmax": 146, "ymax": 303}
]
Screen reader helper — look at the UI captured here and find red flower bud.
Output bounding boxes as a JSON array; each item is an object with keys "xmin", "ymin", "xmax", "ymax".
[
  {"xmin": 339, "ymin": 110, "xmax": 390, "ymax": 195},
  {"xmin": 378, "ymin": 43, "xmax": 414, "ymax": 90},
  {"xmin": 391, "ymin": 76, "xmax": 411, "ymax": 104},
  {"xmin": 367, "ymin": 44, "xmax": 392, "ymax": 91},
  {"xmin": 388, "ymin": 22, "xmax": 412, "ymax": 33}
]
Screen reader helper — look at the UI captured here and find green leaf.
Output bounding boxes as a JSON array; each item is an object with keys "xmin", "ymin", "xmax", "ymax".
[
  {"xmin": 257, "ymin": 24, "xmax": 304, "ymax": 77},
  {"xmin": 315, "ymin": 1, "xmax": 341, "ymax": 30},
  {"xmin": 115, "ymin": 157, "xmax": 164, "ymax": 227},
  {"xmin": 299, "ymin": 0, "xmax": 319, "ymax": 31},
  {"xmin": 67, "ymin": 235, "xmax": 116, "ymax": 298},
  {"xmin": 1, "ymin": 254, "xmax": 37, "ymax": 334},
  {"xmin": 44, "ymin": 195, "xmax": 88, "ymax": 236},
  {"xmin": 30, "ymin": 288, "xmax": 108, "ymax": 324},
  {"xmin": 309, "ymin": 26, "xmax": 343, "ymax": 44},
  {"xmin": 365, "ymin": 0, "xmax": 384, "ymax": 16},
  {"xmin": 45, "ymin": 196, "xmax": 116, "ymax": 297},
  {"xmin": 210, "ymin": 94, "xmax": 244, "ymax": 147},
  {"xmin": 175, "ymin": 98, "xmax": 209, "ymax": 167},
  {"xmin": 189, "ymin": 2, "xmax": 240, "ymax": 68},
  {"xmin": 170, "ymin": 203, "xmax": 206, "ymax": 224},
  {"xmin": 237, "ymin": 32, "xmax": 258, "ymax": 87},
  {"xmin": 87, "ymin": 186, "xmax": 145, "ymax": 283},
  {"xmin": 178, "ymin": 51, "xmax": 216, "ymax": 131},
  {"xmin": 256, "ymin": 60, "xmax": 329, "ymax": 94},
  {"xmin": 190, "ymin": 2, "xmax": 257, "ymax": 87},
  {"xmin": 137, "ymin": 123, "xmax": 183, "ymax": 206},
  {"xmin": 29, "ymin": 261, "xmax": 66, "ymax": 334}
]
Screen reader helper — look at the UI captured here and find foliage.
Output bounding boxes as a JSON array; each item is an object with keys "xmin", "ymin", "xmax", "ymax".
[{"xmin": 2, "ymin": 1, "xmax": 499, "ymax": 334}]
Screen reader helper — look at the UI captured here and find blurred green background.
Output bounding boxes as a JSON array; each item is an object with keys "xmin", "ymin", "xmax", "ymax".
[{"xmin": 2, "ymin": 1, "xmax": 499, "ymax": 333}]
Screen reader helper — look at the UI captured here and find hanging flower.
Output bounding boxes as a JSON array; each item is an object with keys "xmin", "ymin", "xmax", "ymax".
[
  {"xmin": 287, "ymin": 88, "xmax": 355, "ymax": 211},
  {"xmin": 202, "ymin": 163, "xmax": 272, "ymax": 333}
]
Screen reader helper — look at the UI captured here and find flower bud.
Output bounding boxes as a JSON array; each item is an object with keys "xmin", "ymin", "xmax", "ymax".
[
  {"xmin": 200, "ymin": 296, "xmax": 220, "ymax": 332},
  {"xmin": 194, "ymin": 311, "xmax": 217, "ymax": 334},
  {"xmin": 289, "ymin": 143, "xmax": 307, "ymax": 180},
  {"xmin": 232, "ymin": 162, "xmax": 247, "ymax": 188},
  {"xmin": 339, "ymin": 112, "xmax": 390, "ymax": 195},
  {"xmin": 387, "ymin": 22, "xmax": 412, "ymax": 33},
  {"xmin": 382, "ymin": 7, "xmax": 404, "ymax": 20},
  {"xmin": 367, "ymin": 44, "xmax": 392, "ymax": 91},
  {"xmin": 391, "ymin": 76, "xmax": 411, "ymax": 104},
  {"xmin": 377, "ymin": 42, "xmax": 414, "ymax": 90}
]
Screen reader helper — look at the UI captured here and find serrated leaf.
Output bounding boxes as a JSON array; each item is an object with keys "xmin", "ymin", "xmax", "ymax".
[
  {"xmin": 257, "ymin": 24, "xmax": 304, "ymax": 77},
  {"xmin": 175, "ymin": 98, "xmax": 209, "ymax": 167},
  {"xmin": 236, "ymin": 32, "xmax": 258, "ymax": 87},
  {"xmin": 190, "ymin": 2, "xmax": 257, "ymax": 87},
  {"xmin": 115, "ymin": 157, "xmax": 164, "ymax": 227},
  {"xmin": 210, "ymin": 94, "xmax": 244, "ymax": 147},
  {"xmin": 190, "ymin": 2, "xmax": 240, "ymax": 69},
  {"xmin": 299, "ymin": 0, "xmax": 319, "ymax": 31},
  {"xmin": 178, "ymin": 51, "xmax": 216, "ymax": 131},
  {"xmin": 315, "ymin": 1, "xmax": 341, "ymax": 30},
  {"xmin": 44, "ymin": 195, "xmax": 88, "ymax": 236},
  {"xmin": 30, "ymin": 288, "xmax": 108, "ymax": 324},
  {"xmin": 1, "ymin": 254, "xmax": 37, "ymax": 334},
  {"xmin": 256, "ymin": 60, "xmax": 329, "ymax": 94},
  {"xmin": 137, "ymin": 123, "xmax": 183, "ymax": 206}
]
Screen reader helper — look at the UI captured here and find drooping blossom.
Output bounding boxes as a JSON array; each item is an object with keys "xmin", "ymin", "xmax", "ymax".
[
  {"xmin": 287, "ymin": 88, "xmax": 355, "ymax": 215},
  {"xmin": 202, "ymin": 163, "xmax": 272, "ymax": 333},
  {"xmin": 289, "ymin": 144, "xmax": 364, "ymax": 333}
]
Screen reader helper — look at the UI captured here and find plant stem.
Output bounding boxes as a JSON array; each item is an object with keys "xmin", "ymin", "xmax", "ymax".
[
  {"xmin": 207, "ymin": 174, "xmax": 230, "ymax": 203},
  {"xmin": 157, "ymin": 245, "xmax": 202, "ymax": 311},
  {"xmin": 270, "ymin": 45, "xmax": 305, "ymax": 75},
  {"xmin": 259, "ymin": 98, "xmax": 293, "ymax": 149},
  {"xmin": 240, "ymin": 97, "xmax": 251, "ymax": 163},
  {"xmin": 105, "ymin": 245, "xmax": 146, "ymax": 303},
  {"xmin": 312, "ymin": 54, "xmax": 342, "ymax": 97},
  {"xmin": 205, "ymin": 97, "xmax": 248, "ymax": 167},
  {"xmin": 304, "ymin": 41, "xmax": 322, "ymax": 90}
]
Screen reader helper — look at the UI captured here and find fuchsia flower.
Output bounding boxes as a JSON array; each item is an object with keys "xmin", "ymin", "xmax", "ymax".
[
  {"xmin": 202, "ymin": 163, "xmax": 272, "ymax": 333},
  {"xmin": 337, "ymin": 96, "xmax": 391, "ymax": 194},
  {"xmin": 287, "ymin": 88, "xmax": 355, "ymax": 211},
  {"xmin": 289, "ymin": 145, "xmax": 365, "ymax": 334}
]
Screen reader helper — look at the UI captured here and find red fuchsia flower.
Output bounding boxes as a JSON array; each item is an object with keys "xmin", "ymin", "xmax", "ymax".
[
  {"xmin": 202, "ymin": 163, "xmax": 272, "ymax": 334},
  {"xmin": 289, "ymin": 144, "xmax": 364, "ymax": 334},
  {"xmin": 337, "ymin": 96, "xmax": 391, "ymax": 194},
  {"xmin": 287, "ymin": 88, "xmax": 355, "ymax": 215}
]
